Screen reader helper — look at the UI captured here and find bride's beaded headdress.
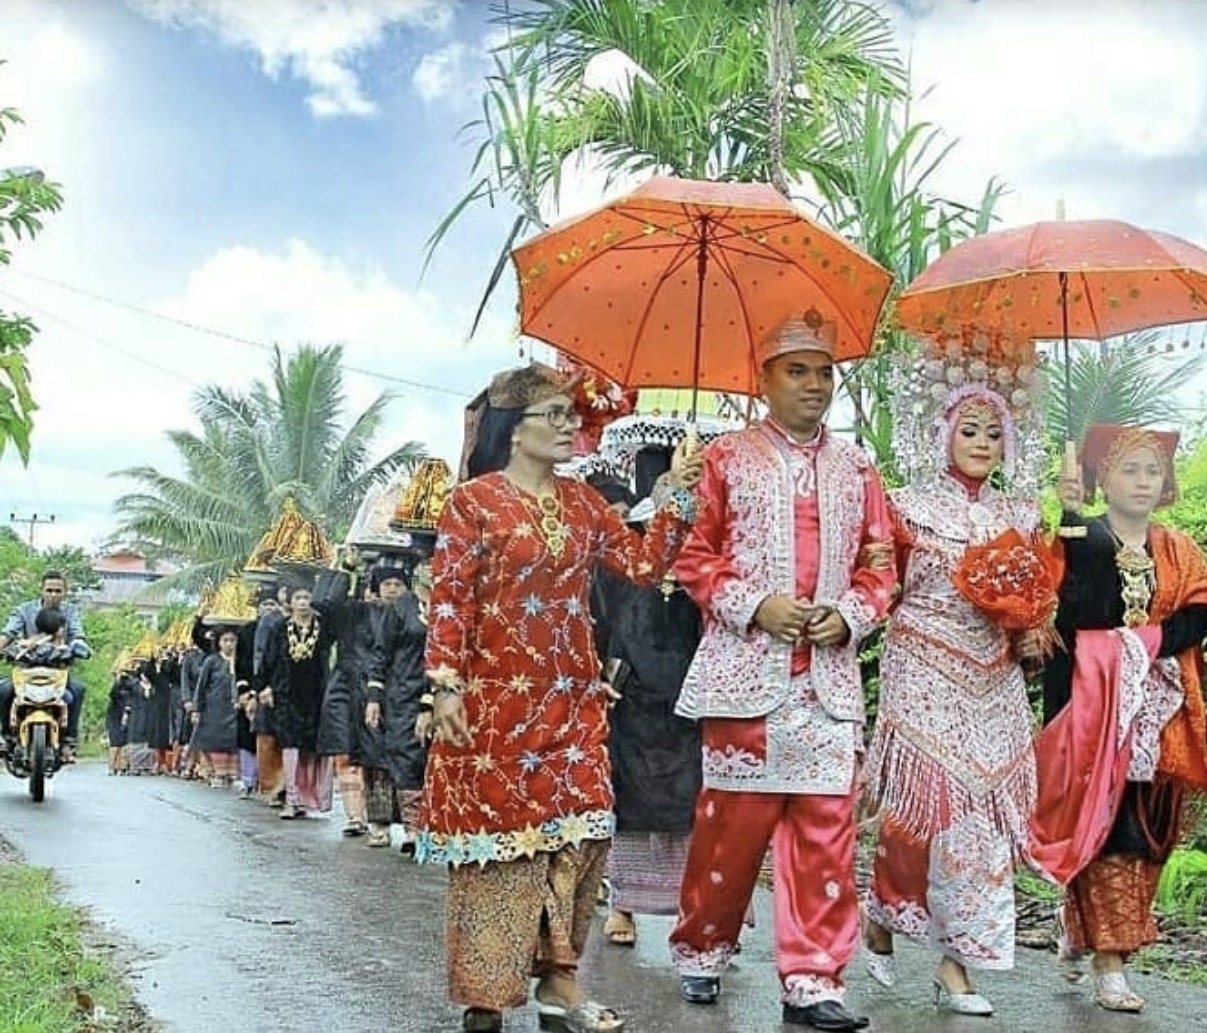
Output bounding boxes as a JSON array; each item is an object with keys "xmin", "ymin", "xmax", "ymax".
[{"xmin": 888, "ymin": 333, "xmax": 1049, "ymax": 496}]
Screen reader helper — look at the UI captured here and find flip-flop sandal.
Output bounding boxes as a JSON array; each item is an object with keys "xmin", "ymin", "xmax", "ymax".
[{"xmin": 602, "ymin": 913, "xmax": 636, "ymax": 946}]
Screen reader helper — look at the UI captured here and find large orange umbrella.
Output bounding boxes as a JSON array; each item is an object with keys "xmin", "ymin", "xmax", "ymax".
[
  {"xmin": 511, "ymin": 176, "xmax": 893, "ymax": 410},
  {"xmin": 895, "ymin": 219, "xmax": 1207, "ymax": 402}
]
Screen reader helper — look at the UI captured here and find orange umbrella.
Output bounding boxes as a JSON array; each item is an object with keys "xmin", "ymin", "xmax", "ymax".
[
  {"xmin": 895, "ymin": 219, "xmax": 1207, "ymax": 402},
  {"xmin": 511, "ymin": 176, "xmax": 893, "ymax": 410}
]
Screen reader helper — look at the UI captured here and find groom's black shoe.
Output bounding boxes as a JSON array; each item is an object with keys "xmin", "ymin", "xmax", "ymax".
[
  {"xmin": 679, "ymin": 976, "xmax": 720, "ymax": 1004},
  {"xmin": 782, "ymin": 999, "xmax": 870, "ymax": 1031}
]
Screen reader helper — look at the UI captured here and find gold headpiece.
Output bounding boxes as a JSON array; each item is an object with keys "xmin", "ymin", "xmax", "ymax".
[
  {"xmin": 243, "ymin": 497, "xmax": 335, "ymax": 575},
  {"xmin": 392, "ymin": 459, "xmax": 452, "ymax": 531},
  {"xmin": 112, "ymin": 648, "xmax": 135, "ymax": 675},
  {"xmin": 202, "ymin": 576, "xmax": 258, "ymax": 626},
  {"xmin": 129, "ymin": 628, "xmax": 161, "ymax": 662}
]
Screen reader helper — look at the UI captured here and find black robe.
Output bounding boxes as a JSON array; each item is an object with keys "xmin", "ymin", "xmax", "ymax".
[
  {"xmin": 313, "ymin": 570, "xmax": 375, "ymax": 758},
  {"xmin": 1043, "ymin": 511, "xmax": 1207, "ymax": 859},
  {"xmin": 143, "ymin": 659, "xmax": 174, "ymax": 751},
  {"xmin": 593, "ymin": 570, "xmax": 703, "ymax": 833},
  {"xmin": 190, "ymin": 652, "xmax": 242, "ymax": 753},
  {"xmin": 105, "ymin": 675, "xmax": 134, "ymax": 747},
  {"xmin": 263, "ymin": 612, "xmax": 335, "ymax": 753},
  {"xmin": 177, "ymin": 647, "xmax": 205, "ymax": 745},
  {"xmin": 364, "ymin": 593, "xmax": 430, "ymax": 789},
  {"xmin": 126, "ymin": 667, "xmax": 154, "ymax": 745}
]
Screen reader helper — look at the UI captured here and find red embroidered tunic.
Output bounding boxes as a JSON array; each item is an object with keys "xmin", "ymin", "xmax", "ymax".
[{"xmin": 418, "ymin": 472, "xmax": 691, "ymax": 867}]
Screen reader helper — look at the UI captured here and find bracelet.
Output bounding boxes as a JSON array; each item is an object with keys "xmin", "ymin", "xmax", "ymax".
[
  {"xmin": 654, "ymin": 483, "xmax": 698, "ymax": 524},
  {"xmin": 432, "ymin": 684, "xmax": 461, "ymax": 699}
]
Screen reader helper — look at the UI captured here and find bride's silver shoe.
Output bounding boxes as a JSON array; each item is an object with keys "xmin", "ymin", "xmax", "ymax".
[
  {"xmin": 861, "ymin": 944, "xmax": 898, "ymax": 988},
  {"xmin": 932, "ymin": 979, "xmax": 994, "ymax": 1016}
]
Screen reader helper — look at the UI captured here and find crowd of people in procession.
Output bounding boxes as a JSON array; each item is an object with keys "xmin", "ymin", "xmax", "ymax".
[{"xmin": 10, "ymin": 306, "xmax": 1206, "ymax": 1033}]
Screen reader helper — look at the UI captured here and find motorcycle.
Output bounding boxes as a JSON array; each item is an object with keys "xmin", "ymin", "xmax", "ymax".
[{"xmin": 2, "ymin": 640, "xmax": 72, "ymax": 802}]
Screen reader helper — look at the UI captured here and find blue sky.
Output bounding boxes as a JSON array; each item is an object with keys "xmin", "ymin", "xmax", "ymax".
[{"xmin": 1, "ymin": 0, "xmax": 1206, "ymax": 549}]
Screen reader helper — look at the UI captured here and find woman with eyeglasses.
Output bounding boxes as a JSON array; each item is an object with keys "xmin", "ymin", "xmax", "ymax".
[{"xmin": 420, "ymin": 363, "xmax": 703, "ymax": 1033}]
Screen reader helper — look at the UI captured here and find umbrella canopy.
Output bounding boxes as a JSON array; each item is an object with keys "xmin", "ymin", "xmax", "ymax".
[
  {"xmin": 896, "ymin": 219, "xmax": 1207, "ymax": 343},
  {"xmin": 512, "ymin": 176, "xmax": 893, "ymax": 398}
]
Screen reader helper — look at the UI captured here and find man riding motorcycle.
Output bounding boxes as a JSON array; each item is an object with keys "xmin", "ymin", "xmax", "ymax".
[{"xmin": 0, "ymin": 571, "xmax": 90, "ymax": 760}]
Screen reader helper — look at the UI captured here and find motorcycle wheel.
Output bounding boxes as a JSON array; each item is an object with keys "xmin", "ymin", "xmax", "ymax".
[{"xmin": 29, "ymin": 724, "xmax": 47, "ymax": 803}]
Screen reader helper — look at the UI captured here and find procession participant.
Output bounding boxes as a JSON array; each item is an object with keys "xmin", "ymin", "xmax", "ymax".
[
  {"xmin": 190, "ymin": 626, "xmax": 244, "ymax": 785},
  {"xmin": 362, "ymin": 560, "xmax": 429, "ymax": 848},
  {"xmin": 125, "ymin": 641, "xmax": 158, "ymax": 777},
  {"xmin": 315, "ymin": 560, "xmax": 372, "ymax": 837},
  {"xmin": 422, "ymin": 363, "xmax": 702, "ymax": 1033},
  {"xmin": 862, "ymin": 340, "xmax": 1049, "ymax": 1015},
  {"xmin": 177, "ymin": 618, "xmax": 209, "ymax": 779},
  {"xmin": 1032, "ymin": 424, "xmax": 1207, "ymax": 1013},
  {"xmin": 105, "ymin": 655, "xmax": 136, "ymax": 775},
  {"xmin": 353, "ymin": 460, "xmax": 449, "ymax": 849},
  {"xmin": 146, "ymin": 646, "xmax": 176, "ymax": 775},
  {"xmin": 668, "ymin": 311, "xmax": 896, "ymax": 1033},
  {"xmin": 590, "ymin": 445, "xmax": 706, "ymax": 946},
  {"xmin": 261, "ymin": 583, "xmax": 336, "ymax": 819},
  {"xmin": 252, "ymin": 587, "xmax": 287, "ymax": 805}
]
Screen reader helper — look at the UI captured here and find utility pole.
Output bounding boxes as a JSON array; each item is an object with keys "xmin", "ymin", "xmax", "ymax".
[{"xmin": 8, "ymin": 512, "xmax": 55, "ymax": 549}]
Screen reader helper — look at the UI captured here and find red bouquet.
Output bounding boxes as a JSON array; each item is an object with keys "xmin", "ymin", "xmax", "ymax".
[{"xmin": 952, "ymin": 528, "xmax": 1060, "ymax": 633}]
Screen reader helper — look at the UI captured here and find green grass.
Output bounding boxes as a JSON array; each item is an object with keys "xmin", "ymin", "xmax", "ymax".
[
  {"xmin": 1156, "ymin": 847, "xmax": 1207, "ymax": 924},
  {"xmin": 0, "ymin": 863, "xmax": 129, "ymax": 1032},
  {"xmin": 1015, "ymin": 868, "xmax": 1063, "ymax": 903}
]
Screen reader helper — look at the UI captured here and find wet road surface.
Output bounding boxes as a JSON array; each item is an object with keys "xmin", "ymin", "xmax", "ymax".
[{"xmin": 2, "ymin": 763, "xmax": 1206, "ymax": 1033}]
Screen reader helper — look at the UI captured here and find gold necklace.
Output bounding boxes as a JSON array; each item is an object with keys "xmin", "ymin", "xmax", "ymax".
[
  {"xmin": 509, "ymin": 479, "xmax": 567, "ymax": 559},
  {"xmin": 1107, "ymin": 523, "xmax": 1155, "ymax": 627},
  {"xmin": 287, "ymin": 617, "xmax": 321, "ymax": 661}
]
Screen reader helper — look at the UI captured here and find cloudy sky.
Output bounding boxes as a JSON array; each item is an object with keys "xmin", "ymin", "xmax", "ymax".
[{"xmin": 1, "ymin": 0, "xmax": 1205, "ymax": 550}]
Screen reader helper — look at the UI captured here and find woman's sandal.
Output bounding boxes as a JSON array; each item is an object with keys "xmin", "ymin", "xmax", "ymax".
[
  {"xmin": 462, "ymin": 1007, "xmax": 503, "ymax": 1032},
  {"xmin": 1093, "ymin": 972, "xmax": 1145, "ymax": 1013},
  {"xmin": 602, "ymin": 911, "xmax": 636, "ymax": 946},
  {"xmin": 538, "ymin": 999, "xmax": 625, "ymax": 1033}
]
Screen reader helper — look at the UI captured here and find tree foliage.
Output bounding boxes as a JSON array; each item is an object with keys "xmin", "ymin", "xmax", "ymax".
[
  {"xmin": 111, "ymin": 344, "xmax": 425, "ymax": 593},
  {"xmin": 0, "ymin": 99, "xmax": 64, "ymax": 465},
  {"xmin": 427, "ymin": 0, "xmax": 1003, "ymax": 465},
  {"xmin": 1044, "ymin": 331, "xmax": 1207, "ymax": 445},
  {"xmin": 427, "ymin": 0, "xmax": 907, "ymax": 334}
]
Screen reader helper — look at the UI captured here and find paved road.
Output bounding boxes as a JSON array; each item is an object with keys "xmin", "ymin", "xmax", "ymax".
[{"xmin": 2, "ymin": 763, "xmax": 1206, "ymax": 1033}]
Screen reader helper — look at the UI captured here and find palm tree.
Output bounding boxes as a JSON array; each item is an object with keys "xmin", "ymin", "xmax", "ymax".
[
  {"xmin": 1045, "ymin": 331, "xmax": 1207, "ymax": 445},
  {"xmin": 111, "ymin": 344, "xmax": 425, "ymax": 592},
  {"xmin": 427, "ymin": 0, "xmax": 906, "ymax": 331}
]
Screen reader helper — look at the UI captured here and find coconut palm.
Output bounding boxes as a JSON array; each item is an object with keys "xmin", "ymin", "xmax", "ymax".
[{"xmin": 111, "ymin": 344, "xmax": 424, "ymax": 592}]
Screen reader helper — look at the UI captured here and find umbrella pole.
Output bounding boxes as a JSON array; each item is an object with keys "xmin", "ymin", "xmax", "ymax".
[
  {"xmin": 689, "ymin": 215, "xmax": 708, "ymax": 423},
  {"xmin": 1059, "ymin": 270, "xmax": 1073, "ymax": 437}
]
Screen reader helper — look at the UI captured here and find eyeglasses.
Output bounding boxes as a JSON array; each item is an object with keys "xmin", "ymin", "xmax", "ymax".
[{"xmin": 521, "ymin": 406, "xmax": 583, "ymax": 429}]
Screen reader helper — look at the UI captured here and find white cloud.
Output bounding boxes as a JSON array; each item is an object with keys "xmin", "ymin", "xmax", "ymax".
[
  {"xmin": 412, "ymin": 41, "xmax": 471, "ymax": 103},
  {"xmin": 5, "ymin": 239, "xmax": 521, "ymax": 550},
  {"xmin": 895, "ymin": 0, "xmax": 1207, "ymax": 228},
  {"xmin": 128, "ymin": 0, "xmax": 455, "ymax": 117}
]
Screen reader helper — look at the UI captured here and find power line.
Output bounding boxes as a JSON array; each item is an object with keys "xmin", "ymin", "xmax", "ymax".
[
  {"xmin": 3, "ymin": 268, "xmax": 477, "ymax": 399},
  {"xmin": 0, "ymin": 288, "xmax": 201, "ymax": 386}
]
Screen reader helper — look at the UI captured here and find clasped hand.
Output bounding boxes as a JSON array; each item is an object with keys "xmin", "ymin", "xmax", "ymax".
[{"xmin": 754, "ymin": 595, "xmax": 849, "ymax": 647}]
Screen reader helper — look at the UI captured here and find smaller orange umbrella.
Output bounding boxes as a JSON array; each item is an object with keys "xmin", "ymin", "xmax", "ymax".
[
  {"xmin": 895, "ymin": 219, "xmax": 1207, "ymax": 402},
  {"xmin": 511, "ymin": 176, "xmax": 893, "ymax": 410}
]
